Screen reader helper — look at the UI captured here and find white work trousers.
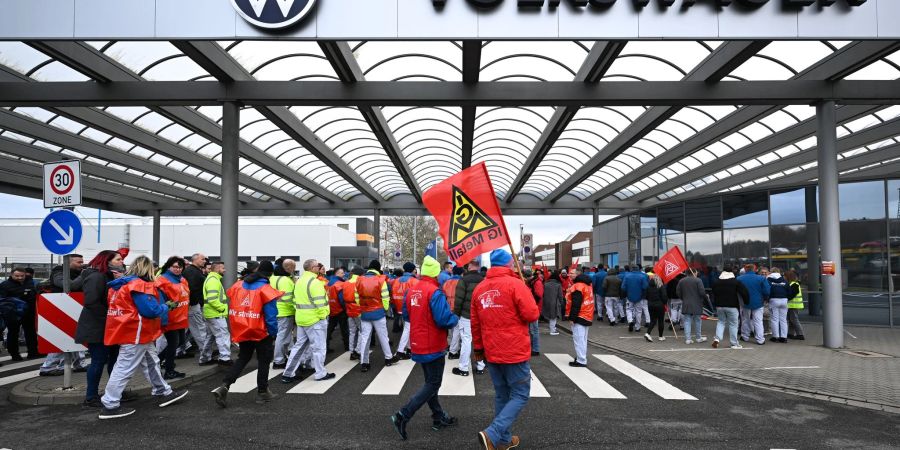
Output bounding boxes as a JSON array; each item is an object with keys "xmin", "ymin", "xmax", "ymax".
[
  {"xmin": 668, "ymin": 299, "xmax": 683, "ymax": 324},
  {"xmin": 605, "ymin": 297, "xmax": 624, "ymax": 322},
  {"xmin": 396, "ymin": 320, "xmax": 411, "ymax": 354},
  {"xmin": 101, "ymin": 342, "xmax": 172, "ymax": 409},
  {"xmin": 456, "ymin": 317, "xmax": 485, "ymax": 372},
  {"xmin": 40, "ymin": 351, "xmax": 88, "ymax": 372},
  {"xmin": 572, "ymin": 323, "xmax": 588, "ymax": 365},
  {"xmin": 284, "ymin": 320, "xmax": 328, "ymax": 380},
  {"xmin": 358, "ymin": 317, "xmax": 392, "ymax": 364},
  {"xmin": 769, "ymin": 298, "xmax": 789, "ymax": 339},
  {"xmin": 185, "ymin": 304, "xmax": 209, "ymax": 357},
  {"xmin": 274, "ymin": 316, "xmax": 296, "ymax": 364},
  {"xmin": 201, "ymin": 317, "xmax": 231, "ymax": 362},
  {"xmin": 740, "ymin": 307, "xmax": 765, "ymax": 344},
  {"xmin": 348, "ymin": 316, "xmax": 361, "ymax": 354},
  {"xmin": 626, "ymin": 300, "xmax": 647, "ymax": 326}
]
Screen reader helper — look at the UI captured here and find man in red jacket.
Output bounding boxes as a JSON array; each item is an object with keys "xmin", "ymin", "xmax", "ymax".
[{"xmin": 471, "ymin": 249, "xmax": 541, "ymax": 450}]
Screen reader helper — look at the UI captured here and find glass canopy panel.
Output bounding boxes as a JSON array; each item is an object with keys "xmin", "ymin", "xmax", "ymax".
[
  {"xmin": 474, "ymin": 106, "xmax": 554, "ymax": 198},
  {"xmin": 102, "ymin": 41, "xmax": 210, "ymax": 81},
  {"xmin": 353, "ymin": 41, "xmax": 462, "ymax": 82},
  {"xmin": 0, "ymin": 42, "xmax": 51, "ymax": 76},
  {"xmin": 602, "ymin": 41, "xmax": 716, "ymax": 82},
  {"xmin": 222, "ymin": 41, "xmax": 337, "ymax": 81},
  {"xmin": 845, "ymin": 50, "xmax": 900, "ymax": 81},
  {"xmin": 480, "ymin": 41, "xmax": 589, "ymax": 82},
  {"xmin": 728, "ymin": 41, "xmax": 838, "ymax": 80},
  {"xmin": 383, "ymin": 106, "xmax": 461, "ymax": 192}
]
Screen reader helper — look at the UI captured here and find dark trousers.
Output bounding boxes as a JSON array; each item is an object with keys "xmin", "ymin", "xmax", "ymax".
[
  {"xmin": 21, "ymin": 302, "xmax": 38, "ymax": 356},
  {"xmin": 86, "ymin": 343, "xmax": 119, "ymax": 400},
  {"xmin": 326, "ymin": 313, "xmax": 349, "ymax": 351},
  {"xmin": 1, "ymin": 309, "xmax": 22, "ymax": 357},
  {"xmin": 400, "ymin": 356, "xmax": 445, "ymax": 420},
  {"xmin": 162, "ymin": 329, "xmax": 185, "ymax": 372},
  {"xmin": 224, "ymin": 336, "xmax": 274, "ymax": 392},
  {"xmin": 647, "ymin": 304, "xmax": 666, "ymax": 337}
]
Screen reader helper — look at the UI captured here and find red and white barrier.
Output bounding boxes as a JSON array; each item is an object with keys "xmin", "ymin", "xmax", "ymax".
[{"xmin": 37, "ymin": 293, "xmax": 88, "ymax": 354}]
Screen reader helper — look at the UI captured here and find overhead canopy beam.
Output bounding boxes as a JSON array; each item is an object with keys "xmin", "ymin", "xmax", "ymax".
[
  {"xmin": 460, "ymin": 40, "xmax": 482, "ymax": 169},
  {"xmin": 542, "ymin": 41, "xmax": 768, "ymax": 203},
  {"xmin": 317, "ymin": 40, "xmax": 422, "ymax": 201},
  {"xmin": 584, "ymin": 40, "xmax": 900, "ymax": 204},
  {"xmin": 505, "ymin": 40, "xmax": 626, "ymax": 202},
  {"xmin": 174, "ymin": 40, "xmax": 379, "ymax": 203},
  {"xmin": 1, "ymin": 80, "xmax": 897, "ymax": 107}
]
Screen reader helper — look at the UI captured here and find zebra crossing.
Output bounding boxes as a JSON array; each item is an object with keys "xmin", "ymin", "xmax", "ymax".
[
  {"xmin": 219, "ymin": 352, "xmax": 697, "ymax": 401},
  {"xmin": 0, "ymin": 357, "xmax": 43, "ymax": 387}
]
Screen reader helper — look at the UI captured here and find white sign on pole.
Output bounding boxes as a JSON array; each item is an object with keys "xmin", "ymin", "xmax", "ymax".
[{"xmin": 43, "ymin": 161, "xmax": 82, "ymax": 209}]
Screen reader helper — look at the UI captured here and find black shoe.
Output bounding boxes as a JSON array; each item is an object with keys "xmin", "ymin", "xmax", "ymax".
[
  {"xmin": 474, "ymin": 369, "xmax": 485, "ymax": 375},
  {"xmin": 315, "ymin": 373, "xmax": 336, "ymax": 381},
  {"xmin": 609, "ymin": 321, "xmax": 616, "ymax": 326},
  {"xmin": 281, "ymin": 375, "xmax": 299, "ymax": 384},
  {"xmin": 385, "ymin": 357, "xmax": 397, "ymax": 367},
  {"xmin": 212, "ymin": 384, "xmax": 229, "ymax": 408},
  {"xmin": 770, "ymin": 337, "xmax": 779, "ymax": 343},
  {"xmin": 360, "ymin": 363, "xmax": 371, "ymax": 373},
  {"xmin": 349, "ymin": 352, "xmax": 360, "ymax": 361},
  {"xmin": 432, "ymin": 412, "xmax": 458, "ymax": 431},
  {"xmin": 796, "ymin": 335, "xmax": 805, "ymax": 340},
  {"xmin": 163, "ymin": 370, "xmax": 186, "ymax": 380},
  {"xmin": 198, "ymin": 360, "xmax": 217, "ymax": 366},
  {"xmin": 39, "ymin": 369, "xmax": 64, "ymax": 377},
  {"xmin": 175, "ymin": 353, "xmax": 192, "ymax": 360},
  {"xmin": 447, "ymin": 352, "xmax": 460, "ymax": 360},
  {"xmin": 396, "ymin": 352, "xmax": 411, "ymax": 360},
  {"xmin": 158, "ymin": 390, "xmax": 189, "ymax": 408},
  {"xmin": 272, "ymin": 362, "xmax": 287, "ymax": 369},
  {"xmin": 531, "ymin": 351, "xmax": 540, "ymax": 356},
  {"xmin": 82, "ymin": 397, "xmax": 102, "ymax": 408},
  {"xmin": 619, "ymin": 318, "xmax": 627, "ymax": 324},
  {"xmin": 73, "ymin": 366, "xmax": 87, "ymax": 373},
  {"xmin": 778, "ymin": 338, "xmax": 788, "ymax": 343},
  {"xmin": 121, "ymin": 390, "xmax": 139, "ymax": 403},
  {"xmin": 99, "ymin": 406, "xmax": 136, "ymax": 420},
  {"xmin": 391, "ymin": 412, "xmax": 409, "ymax": 440},
  {"xmin": 452, "ymin": 368, "xmax": 469, "ymax": 377},
  {"xmin": 217, "ymin": 360, "xmax": 233, "ymax": 366},
  {"xmin": 568, "ymin": 361, "xmax": 587, "ymax": 368},
  {"xmin": 628, "ymin": 323, "xmax": 635, "ymax": 332},
  {"xmin": 26, "ymin": 353, "xmax": 45, "ymax": 360},
  {"xmin": 10, "ymin": 354, "xmax": 24, "ymax": 362},
  {"xmin": 255, "ymin": 388, "xmax": 277, "ymax": 404}
]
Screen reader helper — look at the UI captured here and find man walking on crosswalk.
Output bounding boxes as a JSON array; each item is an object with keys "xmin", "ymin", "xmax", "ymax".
[
  {"xmin": 390, "ymin": 256, "xmax": 459, "ymax": 440},
  {"xmin": 471, "ymin": 249, "xmax": 540, "ymax": 450}
]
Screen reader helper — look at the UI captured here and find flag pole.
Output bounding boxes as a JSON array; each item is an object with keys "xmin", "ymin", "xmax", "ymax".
[{"xmin": 481, "ymin": 163, "xmax": 527, "ymax": 283}]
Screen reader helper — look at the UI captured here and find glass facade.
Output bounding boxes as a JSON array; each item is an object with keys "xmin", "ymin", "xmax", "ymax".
[{"xmin": 605, "ymin": 178, "xmax": 898, "ymax": 326}]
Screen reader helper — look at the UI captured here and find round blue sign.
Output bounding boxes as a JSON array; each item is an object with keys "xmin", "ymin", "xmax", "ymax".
[
  {"xmin": 231, "ymin": 0, "xmax": 316, "ymax": 30},
  {"xmin": 40, "ymin": 210, "xmax": 82, "ymax": 256}
]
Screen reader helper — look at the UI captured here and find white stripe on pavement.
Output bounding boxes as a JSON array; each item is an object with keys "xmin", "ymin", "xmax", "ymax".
[
  {"xmin": 544, "ymin": 353, "xmax": 626, "ymax": 399},
  {"xmin": 648, "ymin": 348, "xmax": 754, "ymax": 352},
  {"xmin": 226, "ymin": 367, "xmax": 284, "ymax": 393},
  {"xmin": 439, "ymin": 357, "xmax": 475, "ymax": 396},
  {"xmin": 363, "ymin": 358, "xmax": 415, "ymax": 395},
  {"xmin": 0, "ymin": 356, "xmax": 11, "ymax": 362},
  {"xmin": 707, "ymin": 366, "xmax": 820, "ymax": 372},
  {"xmin": 594, "ymin": 355, "xmax": 697, "ymax": 400},
  {"xmin": 0, "ymin": 358, "xmax": 43, "ymax": 374},
  {"xmin": 286, "ymin": 352, "xmax": 356, "ymax": 394},
  {"xmin": 0, "ymin": 370, "xmax": 40, "ymax": 387},
  {"xmin": 529, "ymin": 370, "xmax": 550, "ymax": 398}
]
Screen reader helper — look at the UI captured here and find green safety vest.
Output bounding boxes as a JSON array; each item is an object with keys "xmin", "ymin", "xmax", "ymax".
[
  {"xmin": 202, "ymin": 272, "xmax": 228, "ymax": 319},
  {"xmin": 293, "ymin": 271, "xmax": 329, "ymax": 327},
  {"xmin": 270, "ymin": 275, "xmax": 296, "ymax": 318},
  {"xmin": 788, "ymin": 281, "xmax": 804, "ymax": 310}
]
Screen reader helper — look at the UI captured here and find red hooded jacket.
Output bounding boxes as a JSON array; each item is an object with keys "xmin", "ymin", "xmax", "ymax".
[{"xmin": 471, "ymin": 266, "xmax": 541, "ymax": 364}]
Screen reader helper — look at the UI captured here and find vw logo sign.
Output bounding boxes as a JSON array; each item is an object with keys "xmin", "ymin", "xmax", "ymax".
[{"xmin": 231, "ymin": 0, "xmax": 316, "ymax": 30}]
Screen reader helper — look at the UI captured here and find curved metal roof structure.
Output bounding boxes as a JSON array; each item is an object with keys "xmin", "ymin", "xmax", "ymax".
[{"xmin": 0, "ymin": 39, "xmax": 898, "ymax": 216}]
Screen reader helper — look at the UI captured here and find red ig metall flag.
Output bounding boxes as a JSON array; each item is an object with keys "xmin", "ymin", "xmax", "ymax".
[
  {"xmin": 422, "ymin": 162, "xmax": 512, "ymax": 266},
  {"xmin": 654, "ymin": 246, "xmax": 689, "ymax": 284}
]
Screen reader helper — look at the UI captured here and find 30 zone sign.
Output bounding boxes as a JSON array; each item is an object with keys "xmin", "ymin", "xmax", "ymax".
[{"xmin": 43, "ymin": 161, "xmax": 82, "ymax": 208}]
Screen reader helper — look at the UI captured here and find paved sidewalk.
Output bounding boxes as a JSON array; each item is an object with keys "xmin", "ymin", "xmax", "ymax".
[
  {"xmin": 557, "ymin": 319, "xmax": 900, "ymax": 413},
  {"xmin": 9, "ymin": 356, "xmax": 222, "ymax": 406}
]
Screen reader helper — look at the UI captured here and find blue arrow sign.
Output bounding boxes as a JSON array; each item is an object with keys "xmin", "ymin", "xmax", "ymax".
[{"xmin": 41, "ymin": 210, "xmax": 82, "ymax": 255}]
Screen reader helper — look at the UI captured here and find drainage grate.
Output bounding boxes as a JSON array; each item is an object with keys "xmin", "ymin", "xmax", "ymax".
[{"xmin": 839, "ymin": 350, "xmax": 893, "ymax": 358}]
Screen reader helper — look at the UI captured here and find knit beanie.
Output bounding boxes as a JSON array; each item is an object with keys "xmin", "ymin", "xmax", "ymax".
[
  {"xmin": 420, "ymin": 256, "xmax": 440, "ymax": 278},
  {"xmin": 490, "ymin": 249, "xmax": 512, "ymax": 267},
  {"xmin": 368, "ymin": 259, "xmax": 382, "ymax": 272},
  {"xmin": 402, "ymin": 262, "xmax": 416, "ymax": 273}
]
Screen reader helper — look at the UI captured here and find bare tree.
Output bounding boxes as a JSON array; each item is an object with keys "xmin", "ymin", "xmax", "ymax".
[{"xmin": 380, "ymin": 216, "xmax": 447, "ymax": 269}]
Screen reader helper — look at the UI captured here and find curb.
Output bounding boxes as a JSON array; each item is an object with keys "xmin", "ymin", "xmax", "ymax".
[
  {"xmin": 8, "ymin": 365, "xmax": 222, "ymax": 406},
  {"xmin": 556, "ymin": 323, "xmax": 900, "ymax": 415}
]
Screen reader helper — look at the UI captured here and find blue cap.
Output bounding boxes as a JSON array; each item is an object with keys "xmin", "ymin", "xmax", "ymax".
[{"xmin": 490, "ymin": 249, "xmax": 512, "ymax": 267}]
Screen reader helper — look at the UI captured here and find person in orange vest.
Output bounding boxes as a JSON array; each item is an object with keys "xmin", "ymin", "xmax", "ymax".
[
  {"xmin": 325, "ymin": 267, "xmax": 350, "ymax": 354},
  {"xmin": 155, "ymin": 256, "xmax": 191, "ymax": 380},
  {"xmin": 392, "ymin": 262, "xmax": 419, "ymax": 360},
  {"xmin": 443, "ymin": 266, "xmax": 463, "ymax": 364},
  {"xmin": 211, "ymin": 265, "xmax": 283, "ymax": 407},
  {"xmin": 99, "ymin": 255, "xmax": 188, "ymax": 420},
  {"xmin": 565, "ymin": 273, "xmax": 595, "ymax": 367},
  {"xmin": 355, "ymin": 260, "xmax": 397, "ymax": 372},
  {"xmin": 343, "ymin": 266, "xmax": 364, "ymax": 360}
]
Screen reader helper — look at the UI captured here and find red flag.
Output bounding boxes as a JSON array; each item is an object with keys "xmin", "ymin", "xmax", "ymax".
[
  {"xmin": 654, "ymin": 246, "xmax": 689, "ymax": 284},
  {"xmin": 422, "ymin": 162, "xmax": 512, "ymax": 265}
]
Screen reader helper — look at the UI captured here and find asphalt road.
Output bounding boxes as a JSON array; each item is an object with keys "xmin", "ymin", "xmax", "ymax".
[{"xmin": 2, "ymin": 330, "xmax": 899, "ymax": 450}]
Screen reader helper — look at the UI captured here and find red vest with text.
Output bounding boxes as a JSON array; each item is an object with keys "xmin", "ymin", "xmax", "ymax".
[
  {"xmin": 327, "ymin": 281, "xmax": 345, "ymax": 317},
  {"xmin": 565, "ymin": 282, "xmax": 595, "ymax": 323},
  {"xmin": 442, "ymin": 278, "xmax": 460, "ymax": 310},
  {"xmin": 343, "ymin": 279, "xmax": 360, "ymax": 317},
  {"xmin": 391, "ymin": 276, "xmax": 419, "ymax": 313},
  {"xmin": 226, "ymin": 281, "xmax": 282, "ymax": 343},
  {"xmin": 356, "ymin": 276, "xmax": 384, "ymax": 314},
  {"xmin": 104, "ymin": 278, "xmax": 161, "ymax": 346},
  {"xmin": 155, "ymin": 276, "xmax": 190, "ymax": 332},
  {"xmin": 406, "ymin": 277, "xmax": 447, "ymax": 356}
]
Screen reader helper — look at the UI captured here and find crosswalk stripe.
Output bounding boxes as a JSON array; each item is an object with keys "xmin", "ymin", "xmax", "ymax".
[
  {"xmin": 363, "ymin": 359, "xmax": 415, "ymax": 395},
  {"xmin": 0, "ymin": 359, "xmax": 43, "ymax": 374},
  {"xmin": 594, "ymin": 355, "xmax": 697, "ymax": 400},
  {"xmin": 545, "ymin": 353, "xmax": 626, "ymax": 399},
  {"xmin": 529, "ymin": 370, "xmax": 550, "ymax": 398},
  {"xmin": 0, "ymin": 356, "xmax": 11, "ymax": 362},
  {"xmin": 439, "ymin": 358, "xmax": 475, "ymax": 396},
  {"xmin": 286, "ymin": 352, "xmax": 356, "ymax": 394},
  {"xmin": 0, "ymin": 370, "xmax": 39, "ymax": 387},
  {"xmin": 226, "ymin": 367, "xmax": 284, "ymax": 394}
]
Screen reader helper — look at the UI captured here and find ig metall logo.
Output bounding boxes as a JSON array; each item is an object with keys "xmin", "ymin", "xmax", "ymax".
[{"xmin": 231, "ymin": 0, "xmax": 316, "ymax": 29}]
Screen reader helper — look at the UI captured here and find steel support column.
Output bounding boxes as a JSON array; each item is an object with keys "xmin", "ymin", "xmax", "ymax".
[
  {"xmin": 374, "ymin": 209, "xmax": 382, "ymax": 262},
  {"xmin": 221, "ymin": 102, "xmax": 240, "ymax": 284},
  {"xmin": 817, "ymin": 100, "xmax": 844, "ymax": 349},
  {"xmin": 152, "ymin": 210, "xmax": 161, "ymax": 265}
]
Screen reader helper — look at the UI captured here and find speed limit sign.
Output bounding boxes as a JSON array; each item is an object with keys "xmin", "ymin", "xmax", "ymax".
[{"xmin": 43, "ymin": 161, "xmax": 82, "ymax": 208}]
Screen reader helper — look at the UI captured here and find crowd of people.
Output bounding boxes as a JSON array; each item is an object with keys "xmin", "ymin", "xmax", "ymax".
[{"xmin": 0, "ymin": 247, "xmax": 805, "ymax": 448}]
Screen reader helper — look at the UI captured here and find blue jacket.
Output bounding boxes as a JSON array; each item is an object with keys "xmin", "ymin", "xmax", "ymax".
[
  {"xmin": 767, "ymin": 273, "xmax": 790, "ymax": 299},
  {"xmin": 438, "ymin": 271, "xmax": 452, "ymax": 287},
  {"xmin": 591, "ymin": 270, "xmax": 608, "ymax": 297},
  {"xmin": 241, "ymin": 277, "xmax": 279, "ymax": 337},
  {"xmin": 736, "ymin": 272, "xmax": 771, "ymax": 309},
  {"xmin": 404, "ymin": 281, "xmax": 459, "ymax": 364},
  {"xmin": 621, "ymin": 269, "xmax": 648, "ymax": 303},
  {"xmin": 109, "ymin": 276, "xmax": 168, "ymax": 320}
]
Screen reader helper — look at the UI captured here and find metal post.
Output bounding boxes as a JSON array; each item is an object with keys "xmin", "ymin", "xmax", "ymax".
[
  {"xmin": 152, "ymin": 210, "xmax": 161, "ymax": 265},
  {"xmin": 61, "ymin": 206, "xmax": 74, "ymax": 389},
  {"xmin": 413, "ymin": 216, "xmax": 418, "ymax": 262},
  {"xmin": 817, "ymin": 100, "xmax": 844, "ymax": 349},
  {"xmin": 221, "ymin": 102, "xmax": 240, "ymax": 284},
  {"xmin": 373, "ymin": 209, "xmax": 381, "ymax": 260}
]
